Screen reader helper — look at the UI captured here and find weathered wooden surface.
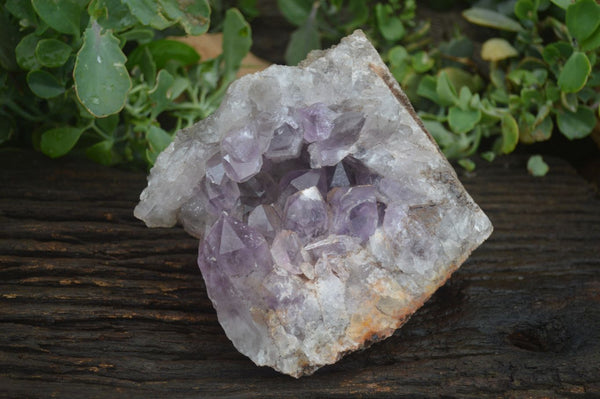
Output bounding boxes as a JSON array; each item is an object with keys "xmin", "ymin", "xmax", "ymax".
[{"xmin": 1, "ymin": 150, "xmax": 599, "ymax": 398}]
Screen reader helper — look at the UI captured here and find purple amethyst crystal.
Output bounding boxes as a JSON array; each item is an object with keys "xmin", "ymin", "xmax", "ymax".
[
  {"xmin": 221, "ymin": 124, "xmax": 264, "ymax": 182},
  {"xmin": 328, "ymin": 185, "xmax": 378, "ymax": 242},
  {"xmin": 247, "ymin": 204, "xmax": 281, "ymax": 241},
  {"xmin": 265, "ymin": 123, "xmax": 304, "ymax": 162},
  {"xmin": 296, "ymin": 102, "xmax": 338, "ymax": 143},
  {"xmin": 283, "ymin": 186, "xmax": 329, "ymax": 241},
  {"xmin": 308, "ymin": 112, "xmax": 366, "ymax": 167},
  {"xmin": 135, "ymin": 30, "xmax": 493, "ymax": 379},
  {"xmin": 270, "ymin": 230, "xmax": 305, "ymax": 274}
]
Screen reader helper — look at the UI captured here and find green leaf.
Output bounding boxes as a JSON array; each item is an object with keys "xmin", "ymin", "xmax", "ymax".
[
  {"xmin": 423, "ymin": 120, "xmax": 454, "ymax": 147},
  {"xmin": 96, "ymin": 114, "xmax": 119, "ymax": 134},
  {"xmin": 556, "ymin": 106, "xmax": 596, "ymax": 139},
  {"xmin": 343, "ymin": 0, "xmax": 369, "ymax": 30},
  {"xmin": 558, "ymin": 52, "xmax": 590, "ymax": 93},
  {"xmin": 285, "ymin": 14, "xmax": 319, "ymax": 66},
  {"xmin": 119, "ymin": 27, "xmax": 155, "ymax": 43},
  {"xmin": 16, "ymin": 34, "xmax": 41, "ymax": 70},
  {"xmin": 86, "ymin": 139, "xmax": 114, "ymax": 165},
  {"xmin": 580, "ymin": 25, "xmax": 600, "ymax": 51},
  {"xmin": 500, "ymin": 113, "xmax": 519, "ymax": 153},
  {"xmin": 481, "ymin": 38, "xmax": 518, "ymax": 61},
  {"xmin": 277, "ymin": 0, "xmax": 312, "ymax": 26},
  {"xmin": 458, "ymin": 158, "xmax": 476, "ymax": 172},
  {"xmin": 31, "ymin": 0, "xmax": 82, "ymax": 36},
  {"xmin": 6, "ymin": 0, "xmax": 38, "ymax": 26},
  {"xmin": 88, "ymin": 0, "xmax": 138, "ymax": 31},
  {"xmin": 223, "ymin": 9, "xmax": 252, "ymax": 77},
  {"xmin": 388, "ymin": 46, "xmax": 408, "ymax": 66},
  {"xmin": 411, "ymin": 51, "xmax": 434, "ymax": 73},
  {"xmin": 561, "ymin": 91, "xmax": 578, "ymax": 112},
  {"xmin": 158, "ymin": 0, "xmax": 210, "ymax": 35},
  {"xmin": 121, "ymin": 0, "xmax": 170, "ymax": 29},
  {"xmin": 458, "ymin": 86, "xmax": 472, "ymax": 110},
  {"xmin": 145, "ymin": 124, "xmax": 172, "ymax": 164},
  {"xmin": 448, "ymin": 106, "xmax": 481, "ymax": 134},
  {"xmin": 0, "ymin": 113, "xmax": 16, "ymax": 144},
  {"xmin": 26, "ymin": 70, "xmax": 65, "ymax": 98},
  {"xmin": 35, "ymin": 39, "xmax": 72, "ymax": 68},
  {"xmin": 542, "ymin": 42, "xmax": 572, "ymax": 64},
  {"xmin": 436, "ymin": 71, "xmax": 459, "ymax": 106},
  {"xmin": 480, "ymin": 151, "xmax": 496, "ymax": 162},
  {"xmin": 566, "ymin": 0, "xmax": 600, "ymax": 42},
  {"xmin": 441, "ymin": 67, "xmax": 484, "ymax": 93},
  {"xmin": 462, "ymin": 7, "xmax": 523, "ymax": 32},
  {"xmin": 128, "ymin": 39, "xmax": 199, "ymax": 71},
  {"xmin": 550, "ymin": 0, "xmax": 571, "ymax": 10},
  {"xmin": 376, "ymin": 3, "xmax": 405, "ymax": 41},
  {"xmin": 147, "ymin": 124, "xmax": 172, "ymax": 152},
  {"xmin": 514, "ymin": 0, "xmax": 536, "ymax": 21},
  {"xmin": 149, "ymin": 69, "xmax": 175, "ymax": 119},
  {"xmin": 40, "ymin": 126, "xmax": 84, "ymax": 158},
  {"xmin": 527, "ymin": 155, "xmax": 549, "ymax": 176},
  {"xmin": 74, "ymin": 21, "xmax": 132, "ymax": 117},
  {"xmin": 417, "ymin": 75, "xmax": 440, "ymax": 103}
]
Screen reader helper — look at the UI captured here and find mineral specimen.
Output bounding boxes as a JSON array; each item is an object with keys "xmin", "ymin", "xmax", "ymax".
[{"xmin": 134, "ymin": 30, "xmax": 493, "ymax": 378}]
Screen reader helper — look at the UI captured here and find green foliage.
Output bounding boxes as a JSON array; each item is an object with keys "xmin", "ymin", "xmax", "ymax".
[
  {"xmin": 275, "ymin": 0, "xmax": 600, "ymax": 175},
  {"xmin": 527, "ymin": 154, "xmax": 549, "ymax": 176},
  {"xmin": 1, "ymin": 0, "xmax": 251, "ymax": 167}
]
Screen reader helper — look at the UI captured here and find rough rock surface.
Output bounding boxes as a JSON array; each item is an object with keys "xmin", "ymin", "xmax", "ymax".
[{"xmin": 134, "ymin": 30, "xmax": 493, "ymax": 378}]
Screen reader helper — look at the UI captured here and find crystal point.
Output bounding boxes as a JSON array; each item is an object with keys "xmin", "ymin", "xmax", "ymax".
[{"xmin": 135, "ymin": 30, "xmax": 493, "ymax": 378}]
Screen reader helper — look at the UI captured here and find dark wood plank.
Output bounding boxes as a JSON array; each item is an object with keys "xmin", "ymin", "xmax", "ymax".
[{"xmin": 1, "ymin": 149, "xmax": 599, "ymax": 398}]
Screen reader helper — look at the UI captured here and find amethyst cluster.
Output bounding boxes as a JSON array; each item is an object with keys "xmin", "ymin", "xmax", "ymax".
[{"xmin": 135, "ymin": 31, "xmax": 493, "ymax": 377}]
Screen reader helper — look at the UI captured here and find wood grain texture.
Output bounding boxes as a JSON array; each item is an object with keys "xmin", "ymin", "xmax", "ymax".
[{"xmin": 1, "ymin": 150, "xmax": 599, "ymax": 398}]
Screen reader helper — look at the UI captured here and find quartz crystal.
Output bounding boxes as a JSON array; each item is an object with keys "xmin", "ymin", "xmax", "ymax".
[{"xmin": 134, "ymin": 30, "xmax": 493, "ymax": 378}]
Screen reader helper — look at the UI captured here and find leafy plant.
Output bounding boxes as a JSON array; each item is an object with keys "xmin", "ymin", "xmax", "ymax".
[
  {"xmin": 277, "ymin": 0, "xmax": 600, "ymax": 176},
  {"xmin": 1, "ymin": 0, "xmax": 251, "ymax": 167},
  {"xmin": 278, "ymin": 0, "xmax": 423, "ymax": 65}
]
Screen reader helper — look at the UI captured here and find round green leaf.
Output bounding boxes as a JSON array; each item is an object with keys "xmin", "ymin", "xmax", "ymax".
[
  {"xmin": 558, "ymin": 52, "xmax": 590, "ymax": 93},
  {"xmin": 40, "ymin": 126, "xmax": 84, "ymax": 158},
  {"xmin": 500, "ymin": 113, "xmax": 519, "ymax": 153},
  {"xmin": 527, "ymin": 155, "xmax": 549, "ymax": 176},
  {"xmin": 35, "ymin": 39, "xmax": 72, "ymax": 68},
  {"xmin": 411, "ymin": 51, "xmax": 434, "ymax": 73},
  {"xmin": 462, "ymin": 8, "xmax": 523, "ymax": 32},
  {"xmin": 26, "ymin": 69, "xmax": 65, "ymax": 98},
  {"xmin": 376, "ymin": 3, "xmax": 405, "ymax": 41},
  {"xmin": 16, "ymin": 34, "xmax": 41, "ymax": 70},
  {"xmin": 388, "ymin": 46, "xmax": 408, "ymax": 66},
  {"xmin": 557, "ymin": 106, "xmax": 596, "ymax": 139},
  {"xmin": 448, "ymin": 106, "xmax": 481, "ymax": 134},
  {"xmin": 74, "ymin": 22, "xmax": 132, "ymax": 117},
  {"xmin": 514, "ymin": 0, "xmax": 536, "ymax": 21},
  {"xmin": 566, "ymin": 0, "xmax": 600, "ymax": 42},
  {"xmin": 31, "ymin": 0, "xmax": 82, "ymax": 36},
  {"xmin": 86, "ymin": 139, "xmax": 114, "ymax": 165}
]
